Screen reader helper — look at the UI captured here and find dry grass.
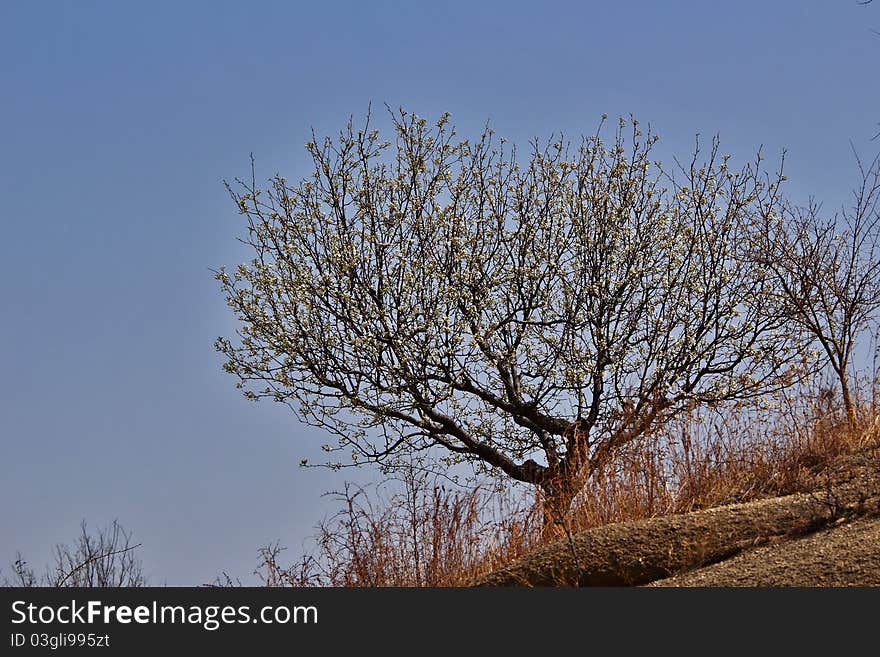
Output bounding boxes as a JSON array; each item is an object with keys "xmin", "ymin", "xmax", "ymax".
[
  {"xmin": 255, "ymin": 382, "xmax": 880, "ymax": 587},
  {"xmin": 568, "ymin": 386, "xmax": 880, "ymax": 532},
  {"xmin": 256, "ymin": 477, "xmax": 541, "ymax": 586}
]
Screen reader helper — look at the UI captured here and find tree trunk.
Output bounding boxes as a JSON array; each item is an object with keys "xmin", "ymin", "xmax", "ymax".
[
  {"xmin": 837, "ymin": 366, "xmax": 857, "ymax": 428},
  {"xmin": 539, "ymin": 468, "xmax": 586, "ymax": 541}
]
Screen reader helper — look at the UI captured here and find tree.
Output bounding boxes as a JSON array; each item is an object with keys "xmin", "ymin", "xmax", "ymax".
[
  {"xmin": 216, "ymin": 109, "xmax": 805, "ymax": 530},
  {"xmin": 754, "ymin": 150, "xmax": 880, "ymax": 425}
]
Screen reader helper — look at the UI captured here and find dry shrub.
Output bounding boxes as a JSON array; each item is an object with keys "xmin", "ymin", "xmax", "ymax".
[
  {"xmin": 566, "ymin": 382, "xmax": 880, "ymax": 533},
  {"xmin": 5, "ymin": 520, "xmax": 145, "ymax": 587},
  {"xmin": 256, "ymin": 474, "xmax": 540, "ymax": 587}
]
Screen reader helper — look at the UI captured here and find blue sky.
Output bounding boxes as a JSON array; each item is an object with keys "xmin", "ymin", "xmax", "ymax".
[{"xmin": 1, "ymin": 1, "xmax": 878, "ymax": 585}]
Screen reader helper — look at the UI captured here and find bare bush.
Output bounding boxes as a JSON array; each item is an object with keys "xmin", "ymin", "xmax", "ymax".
[
  {"xmin": 4, "ymin": 520, "xmax": 145, "ymax": 587},
  {"xmin": 254, "ymin": 472, "xmax": 540, "ymax": 587},
  {"xmin": 754, "ymin": 150, "xmax": 880, "ymax": 425}
]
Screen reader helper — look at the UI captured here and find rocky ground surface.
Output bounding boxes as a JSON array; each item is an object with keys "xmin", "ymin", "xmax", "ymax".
[{"xmin": 474, "ymin": 449, "xmax": 880, "ymax": 587}]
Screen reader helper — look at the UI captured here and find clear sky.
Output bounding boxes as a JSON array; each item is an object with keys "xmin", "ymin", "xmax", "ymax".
[{"xmin": 1, "ymin": 1, "xmax": 878, "ymax": 585}]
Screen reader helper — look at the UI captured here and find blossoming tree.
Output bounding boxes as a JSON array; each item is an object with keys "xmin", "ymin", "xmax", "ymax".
[{"xmin": 216, "ymin": 109, "xmax": 805, "ymax": 528}]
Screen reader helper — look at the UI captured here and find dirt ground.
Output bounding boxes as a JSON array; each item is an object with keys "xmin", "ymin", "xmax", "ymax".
[
  {"xmin": 474, "ymin": 449, "xmax": 880, "ymax": 587},
  {"xmin": 649, "ymin": 514, "xmax": 880, "ymax": 586}
]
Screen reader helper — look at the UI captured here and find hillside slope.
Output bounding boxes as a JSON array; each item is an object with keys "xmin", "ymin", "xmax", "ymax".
[
  {"xmin": 474, "ymin": 450, "xmax": 880, "ymax": 587},
  {"xmin": 649, "ymin": 514, "xmax": 880, "ymax": 586}
]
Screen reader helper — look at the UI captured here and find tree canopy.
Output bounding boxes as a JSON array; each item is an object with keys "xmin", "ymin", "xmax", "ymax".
[{"xmin": 216, "ymin": 109, "xmax": 807, "ymax": 523}]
